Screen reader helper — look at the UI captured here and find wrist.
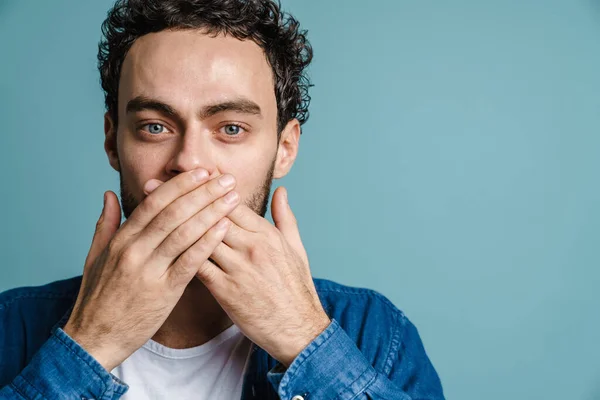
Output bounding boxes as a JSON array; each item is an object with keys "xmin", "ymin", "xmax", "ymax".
[
  {"xmin": 63, "ymin": 322, "xmax": 124, "ymax": 372},
  {"xmin": 276, "ymin": 314, "xmax": 331, "ymax": 368}
]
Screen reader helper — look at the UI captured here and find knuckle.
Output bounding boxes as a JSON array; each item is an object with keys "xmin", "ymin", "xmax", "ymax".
[
  {"xmin": 174, "ymin": 252, "xmax": 190, "ymax": 270},
  {"xmin": 120, "ymin": 244, "xmax": 142, "ymax": 266},
  {"xmin": 191, "ymin": 235, "xmax": 211, "ymax": 255},
  {"xmin": 174, "ymin": 221, "xmax": 198, "ymax": 244},
  {"xmin": 149, "ymin": 218, "xmax": 171, "ymax": 237},
  {"xmin": 106, "ymin": 236, "xmax": 122, "ymax": 255},
  {"xmin": 165, "ymin": 197, "xmax": 199, "ymax": 226},
  {"xmin": 196, "ymin": 261, "xmax": 217, "ymax": 284},
  {"xmin": 191, "ymin": 227, "xmax": 220, "ymax": 256},
  {"xmin": 142, "ymin": 195, "xmax": 162, "ymax": 214},
  {"xmin": 163, "ymin": 204, "xmax": 184, "ymax": 224},
  {"xmin": 247, "ymin": 246, "xmax": 263, "ymax": 264},
  {"xmin": 95, "ymin": 217, "xmax": 104, "ymax": 230},
  {"xmin": 169, "ymin": 261, "xmax": 192, "ymax": 286}
]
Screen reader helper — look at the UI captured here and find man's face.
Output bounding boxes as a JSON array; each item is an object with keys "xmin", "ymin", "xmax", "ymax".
[{"xmin": 105, "ymin": 29, "xmax": 297, "ymax": 220}]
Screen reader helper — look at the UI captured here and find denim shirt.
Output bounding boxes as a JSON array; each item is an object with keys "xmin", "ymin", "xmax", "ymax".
[{"xmin": 0, "ymin": 275, "xmax": 445, "ymax": 399}]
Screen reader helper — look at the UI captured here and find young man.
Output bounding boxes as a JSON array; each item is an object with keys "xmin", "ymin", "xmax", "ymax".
[{"xmin": 0, "ymin": 0, "xmax": 445, "ymax": 399}]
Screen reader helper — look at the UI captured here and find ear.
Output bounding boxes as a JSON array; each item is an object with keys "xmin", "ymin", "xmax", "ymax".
[
  {"xmin": 273, "ymin": 119, "xmax": 301, "ymax": 179},
  {"xmin": 104, "ymin": 111, "xmax": 121, "ymax": 172}
]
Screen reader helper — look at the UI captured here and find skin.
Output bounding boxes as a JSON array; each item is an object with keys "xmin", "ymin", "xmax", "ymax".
[{"xmin": 63, "ymin": 29, "xmax": 330, "ymax": 371}]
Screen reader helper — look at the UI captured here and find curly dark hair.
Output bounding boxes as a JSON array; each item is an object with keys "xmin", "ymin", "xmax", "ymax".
[{"xmin": 98, "ymin": 0, "xmax": 313, "ymax": 136}]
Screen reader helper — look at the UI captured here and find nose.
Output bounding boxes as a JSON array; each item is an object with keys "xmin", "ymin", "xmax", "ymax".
[{"xmin": 164, "ymin": 133, "xmax": 223, "ymax": 178}]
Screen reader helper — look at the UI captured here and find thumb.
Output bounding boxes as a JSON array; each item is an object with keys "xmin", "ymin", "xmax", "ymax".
[
  {"xmin": 84, "ymin": 191, "xmax": 122, "ymax": 270},
  {"xmin": 271, "ymin": 187, "xmax": 307, "ymax": 263}
]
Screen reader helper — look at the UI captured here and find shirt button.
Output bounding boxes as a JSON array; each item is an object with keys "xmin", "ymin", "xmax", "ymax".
[{"xmin": 291, "ymin": 396, "xmax": 305, "ymax": 400}]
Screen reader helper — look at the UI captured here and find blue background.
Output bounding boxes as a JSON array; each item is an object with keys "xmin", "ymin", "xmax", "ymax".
[{"xmin": 1, "ymin": 1, "xmax": 599, "ymax": 399}]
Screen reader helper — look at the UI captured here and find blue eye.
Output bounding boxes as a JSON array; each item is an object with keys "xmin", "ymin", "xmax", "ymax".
[
  {"xmin": 144, "ymin": 123, "xmax": 166, "ymax": 135},
  {"xmin": 223, "ymin": 125, "xmax": 242, "ymax": 136}
]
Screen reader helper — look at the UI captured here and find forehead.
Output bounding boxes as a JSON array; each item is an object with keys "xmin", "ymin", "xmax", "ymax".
[{"xmin": 118, "ymin": 29, "xmax": 276, "ymax": 118}]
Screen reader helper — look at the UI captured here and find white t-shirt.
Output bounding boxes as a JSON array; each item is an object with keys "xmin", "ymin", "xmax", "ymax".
[{"xmin": 111, "ymin": 324, "xmax": 252, "ymax": 400}]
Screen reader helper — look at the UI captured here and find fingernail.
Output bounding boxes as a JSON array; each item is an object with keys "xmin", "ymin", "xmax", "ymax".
[
  {"xmin": 192, "ymin": 168, "xmax": 208, "ymax": 182},
  {"xmin": 219, "ymin": 174, "xmax": 235, "ymax": 188},
  {"xmin": 144, "ymin": 179, "xmax": 161, "ymax": 194},
  {"xmin": 224, "ymin": 191, "xmax": 239, "ymax": 204}
]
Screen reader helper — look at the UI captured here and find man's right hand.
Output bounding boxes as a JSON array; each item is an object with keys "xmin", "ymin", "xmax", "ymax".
[{"xmin": 63, "ymin": 168, "xmax": 240, "ymax": 372}]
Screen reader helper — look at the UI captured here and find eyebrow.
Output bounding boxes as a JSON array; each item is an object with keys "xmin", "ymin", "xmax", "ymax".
[{"xmin": 125, "ymin": 95, "xmax": 263, "ymax": 120}]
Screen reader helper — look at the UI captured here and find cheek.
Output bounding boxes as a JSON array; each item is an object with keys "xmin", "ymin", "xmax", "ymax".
[
  {"xmin": 218, "ymin": 149, "xmax": 274, "ymax": 197},
  {"xmin": 119, "ymin": 140, "xmax": 169, "ymax": 195}
]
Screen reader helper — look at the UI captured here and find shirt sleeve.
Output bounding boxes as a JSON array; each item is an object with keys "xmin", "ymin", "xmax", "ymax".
[
  {"xmin": 266, "ymin": 317, "xmax": 445, "ymax": 400},
  {"xmin": 0, "ymin": 327, "xmax": 128, "ymax": 400}
]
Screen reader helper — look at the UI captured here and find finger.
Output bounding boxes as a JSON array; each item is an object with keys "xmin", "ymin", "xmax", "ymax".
[
  {"xmin": 227, "ymin": 202, "xmax": 269, "ymax": 233},
  {"xmin": 119, "ymin": 168, "xmax": 210, "ymax": 237},
  {"xmin": 84, "ymin": 191, "xmax": 122, "ymax": 271},
  {"xmin": 165, "ymin": 217, "xmax": 230, "ymax": 288},
  {"xmin": 208, "ymin": 240, "xmax": 240, "ymax": 274},
  {"xmin": 195, "ymin": 259, "xmax": 224, "ymax": 292},
  {"xmin": 152, "ymin": 187, "xmax": 241, "ymax": 260},
  {"xmin": 136, "ymin": 172, "xmax": 238, "ymax": 259},
  {"xmin": 271, "ymin": 187, "xmax": 308, "ymax": 264},
  {"xmin": 221, "ymin": 218, "xmax": 252, "ymax": 249}
]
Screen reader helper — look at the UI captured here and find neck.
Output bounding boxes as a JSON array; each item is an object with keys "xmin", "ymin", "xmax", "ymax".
[{"xmin": 151, "ymin": 278, "xmax": 233, "ymax": 349}]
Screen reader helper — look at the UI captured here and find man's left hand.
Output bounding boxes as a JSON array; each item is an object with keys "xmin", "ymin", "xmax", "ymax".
[{"xmin": 198, "ymin": 185, "xmax": 331, "ymax": 367}]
